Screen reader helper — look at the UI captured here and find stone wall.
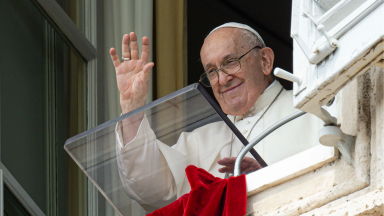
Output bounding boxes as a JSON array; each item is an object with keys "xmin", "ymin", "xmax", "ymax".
[{"xmin": 246, "ymin": 66, "xmax": 384, "ymax": 216}]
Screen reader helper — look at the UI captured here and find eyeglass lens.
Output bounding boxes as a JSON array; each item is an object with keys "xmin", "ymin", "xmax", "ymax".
[{"xmin": 201, "ymin": 60, "xmax": 241, "ymax": 87}]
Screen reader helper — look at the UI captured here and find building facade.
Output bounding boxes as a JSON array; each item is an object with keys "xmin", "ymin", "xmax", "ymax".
[
  {"xmin": 246, "ymin": 66, "xmax": 384, "ymax": 215},
  {"xmin": 2, "ymin": 0, "xmax": 383, "ymax": 215}
]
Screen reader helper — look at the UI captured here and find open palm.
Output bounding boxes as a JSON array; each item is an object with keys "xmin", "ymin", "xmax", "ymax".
[{"xmin": 110, "ymin": 32, "xmax": 154, "ymax": 114}]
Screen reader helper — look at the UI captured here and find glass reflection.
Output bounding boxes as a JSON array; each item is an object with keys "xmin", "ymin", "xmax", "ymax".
[{"xmin": 65, "ymin": 84, "xmax": 255, "ymax": 215}]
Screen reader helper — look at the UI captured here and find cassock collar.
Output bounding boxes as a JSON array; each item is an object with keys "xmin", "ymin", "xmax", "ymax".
[{"xmin": 227, "ymin": 80, "xmax": 283, "ymax": 122}]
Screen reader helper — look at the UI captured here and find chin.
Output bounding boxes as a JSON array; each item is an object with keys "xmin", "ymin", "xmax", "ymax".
[
  {"xmin": 218, "ymin": 97, "xmax": 245, "ymax": 114},
  {"xmin": 222, "ymin": 103, "xmax": 248, "ymax": 116}
]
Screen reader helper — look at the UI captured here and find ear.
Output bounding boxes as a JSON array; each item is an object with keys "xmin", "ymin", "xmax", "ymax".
[{"xmin": 260, "ymin": 48, "xmax": 274, "ymax": 76}]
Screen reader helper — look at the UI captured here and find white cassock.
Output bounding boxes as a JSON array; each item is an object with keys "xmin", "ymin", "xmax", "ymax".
[{"xmin": 115, "ymin": 81, "xmax": 322, "ymax": 212}]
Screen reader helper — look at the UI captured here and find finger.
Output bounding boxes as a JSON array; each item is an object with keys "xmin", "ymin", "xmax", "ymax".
[
  {"xmin": 130, "ymin": 32, "xmax": 139, "ymax": 60},
  {"xmin": 241, "ymin": 158, "xmax": 262, "ymax": 173},
  {"xmin": 218, "ymin": 167, "xmax": 233, "ymax": 173},
  {"xmin": 240, "ymin": 158, "xmax": 256, "ymax": 168},
  {"xmin": 143, "ymin": 62, "xmax": 155, "ymax": 79},
  {"xmin": 141, "ymin": 36, "xmax": 150, "ymax": 62},
  {"xmin": 224, "ymin": 165, "xmax": 235, "ymax": 171},
  {"xmin": 242, "ymin": 157, "xmax": 256, "ymax": 164},
  {"xmin": 143, "ymin": 62, "xmax": 154, "ymax": 74},
  {"xmin": 217, "ymin": 157, "xmax": 236, "ymax": 165},
  {"xmin": 122, "ymin": 34, "xmax": 131, "ymax": 59},
  {"xmin": 110, "ymin": 48, "xmax": 121, "ymax": 68},
  {"xmin": 140, "ymin": 62, "xmax": 154, "ymax": 83},
  {"xmin": 219, "ymin": 164, "xmax": 234, "ymax": 172},
  {"xmin": 244, "ymin": 157, "xmax": 262, "ymax": 169},
  {"xmin": 242, "ymin": 165, "xmax": 260, "ymax": 174},
  {"xmin": 241, "ymin": 162, "xmax": 251, "ymax": 169}
]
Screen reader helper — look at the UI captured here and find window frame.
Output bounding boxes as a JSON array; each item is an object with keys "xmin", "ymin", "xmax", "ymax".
[
  {"xmin": 0, "ymin": 163, "xmax": 45, "ymax": 216},
  {"xmin": 315, "ymin": 0, "xmax": 381, "ymax": 50},
  {"xmin": 291, "ymin": 0, "xmax": 384, "ymax": 112},
  {"xmin": 0, "ymin": 0, "xmax": 98, "ymax": 215}
]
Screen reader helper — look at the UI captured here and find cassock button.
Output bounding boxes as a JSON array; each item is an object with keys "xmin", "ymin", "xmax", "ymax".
[
  {"xmin": 245, "ymin": 120, "xmax": 250, "ymax": 124},
  {"xmin": 242, "ymin": 129, "xmax": 248, "ymax": 134}
]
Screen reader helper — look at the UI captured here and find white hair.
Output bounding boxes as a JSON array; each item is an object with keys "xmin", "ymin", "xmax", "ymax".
[{"xmin": 240, "ymin": 29, "xmax": 265, "ymax": 56}]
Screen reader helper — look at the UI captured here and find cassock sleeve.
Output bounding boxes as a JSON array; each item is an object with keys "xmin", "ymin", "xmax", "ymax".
[{"xmin": 115, "ymin": 114, "xmax": 188, "ymax": 211}]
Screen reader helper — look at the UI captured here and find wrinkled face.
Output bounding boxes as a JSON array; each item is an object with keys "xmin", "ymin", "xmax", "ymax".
[{"xmin": 200, "ymin": 28, "xmax": 270, "ymax": 116}]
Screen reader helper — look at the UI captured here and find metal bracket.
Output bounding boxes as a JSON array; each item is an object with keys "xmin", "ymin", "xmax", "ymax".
[
  {"xmin": 318, "ymin": 125, "xmax": 354, "ymax": 164},
  {"xmin": 274, "ymin": 67, "xmax": 307, "ymax": 97},
  {"xmin": 303, "ymin": 11, "xmax": 339, "ymax": 49},
  {"xmin": 274, "ymin": 67, "xmax": 302, "ymax": 84},
  {"xmin": 292, "ymin": 10, "xmax": 338, "ymax": 64}
]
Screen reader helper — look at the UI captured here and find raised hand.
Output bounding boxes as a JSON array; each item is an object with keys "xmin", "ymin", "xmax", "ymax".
[
  {"xmin": 110, "ymin": 32, "xmax": 154, "ymax": 114},
  {"xmin": 217, "ymin": 156, "xmax": 262, "ymax": 174}
]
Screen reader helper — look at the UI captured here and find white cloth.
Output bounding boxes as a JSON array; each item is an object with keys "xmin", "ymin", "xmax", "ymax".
[
  {"xmin": 115, "ymin": 81, "xmax": 321, "ymax": 211},
  {"xmin": 205, "ymin": 22, "xmax": 266, "ymax": 47}
]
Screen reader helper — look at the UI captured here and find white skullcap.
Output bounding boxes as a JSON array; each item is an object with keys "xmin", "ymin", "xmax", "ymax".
[{"xmin": 205, "ymin": 22, "xmax": 266, "ymax": 47}]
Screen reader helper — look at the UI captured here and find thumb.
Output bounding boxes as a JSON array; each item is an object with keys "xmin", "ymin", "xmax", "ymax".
[
  {"xmin": 143, "ymin": 62, "xmax": 154, "ymax": 74},
  {"xmin": 141, "ymin": 62, "xmax": 154, "ymax": 82}
]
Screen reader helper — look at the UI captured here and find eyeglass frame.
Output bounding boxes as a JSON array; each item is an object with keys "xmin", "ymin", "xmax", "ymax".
[{"xmin": 199, "ymin": 45, "xmax": 263, "ymax": 87}]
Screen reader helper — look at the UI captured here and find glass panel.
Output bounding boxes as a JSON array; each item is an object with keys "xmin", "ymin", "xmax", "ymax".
[
  {"xmin": 64, "ymin": 84, "xmax": 258, "ymax": 215},
  {"xmin": 55, "ymin": 31, "xmax": 88, "ymax": 215},
  {"xmin": 55, "ymin": 0, "xmax": 85, "ymax": 32},
  {"xmin": 320, "ymin": 0, "xmax": 366, "ymax": 32},
  {"xmin": 314, "ymin": 0, "xmax": 342, "ymax": 11}
]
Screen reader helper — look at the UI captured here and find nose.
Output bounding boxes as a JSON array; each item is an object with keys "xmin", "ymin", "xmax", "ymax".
[{"xmin": 217, "ymin": 70, "xmax": 233, "ymax": 86}]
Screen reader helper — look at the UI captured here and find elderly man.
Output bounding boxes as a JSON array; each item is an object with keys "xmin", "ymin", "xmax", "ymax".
[{"xmin": 110, "ymin": 23, "xmax": 320, "ymax": 211}]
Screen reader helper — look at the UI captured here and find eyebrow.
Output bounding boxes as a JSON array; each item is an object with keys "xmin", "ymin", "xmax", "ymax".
[{"xmin": 204, "ymin": 53, "xmax": 236, "ymax": 70}]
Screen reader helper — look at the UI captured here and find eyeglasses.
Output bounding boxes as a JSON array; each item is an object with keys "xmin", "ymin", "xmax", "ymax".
[{"xmin": 199, "ymin": 45, "xmax": 262, "ymax": 87}]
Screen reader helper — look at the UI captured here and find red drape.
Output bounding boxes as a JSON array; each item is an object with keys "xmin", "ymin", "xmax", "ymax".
[{"xmin": 148, "ymin": 165, "xmax": 247, "ymax": 216}]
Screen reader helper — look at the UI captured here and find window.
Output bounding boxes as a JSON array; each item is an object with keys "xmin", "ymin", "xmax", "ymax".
[
  {"xmin": 0, "ymin": 0, "xmax": 96, "ymax": 215},
  {"xmin": 245, "ymin": 0, "xmax": 384, "ymax": 196},
  {"xmin": 291, "ymin": 0, "xmax": 384, "ymax": 110}
]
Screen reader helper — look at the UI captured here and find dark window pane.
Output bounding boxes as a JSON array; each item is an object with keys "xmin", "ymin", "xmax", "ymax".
[
  {"xmin": 4, "ymin": 184, "xmax": 32, "ymax": 216},
  {"xmin": 0, "ymin": 0, "xmax": 48, "ymax": 213}
]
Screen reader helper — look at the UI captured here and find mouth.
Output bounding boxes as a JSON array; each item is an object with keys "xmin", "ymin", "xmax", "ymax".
[{"xmin": 222, "ymin": 82, "xmax": 243, "ymax": 94}]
